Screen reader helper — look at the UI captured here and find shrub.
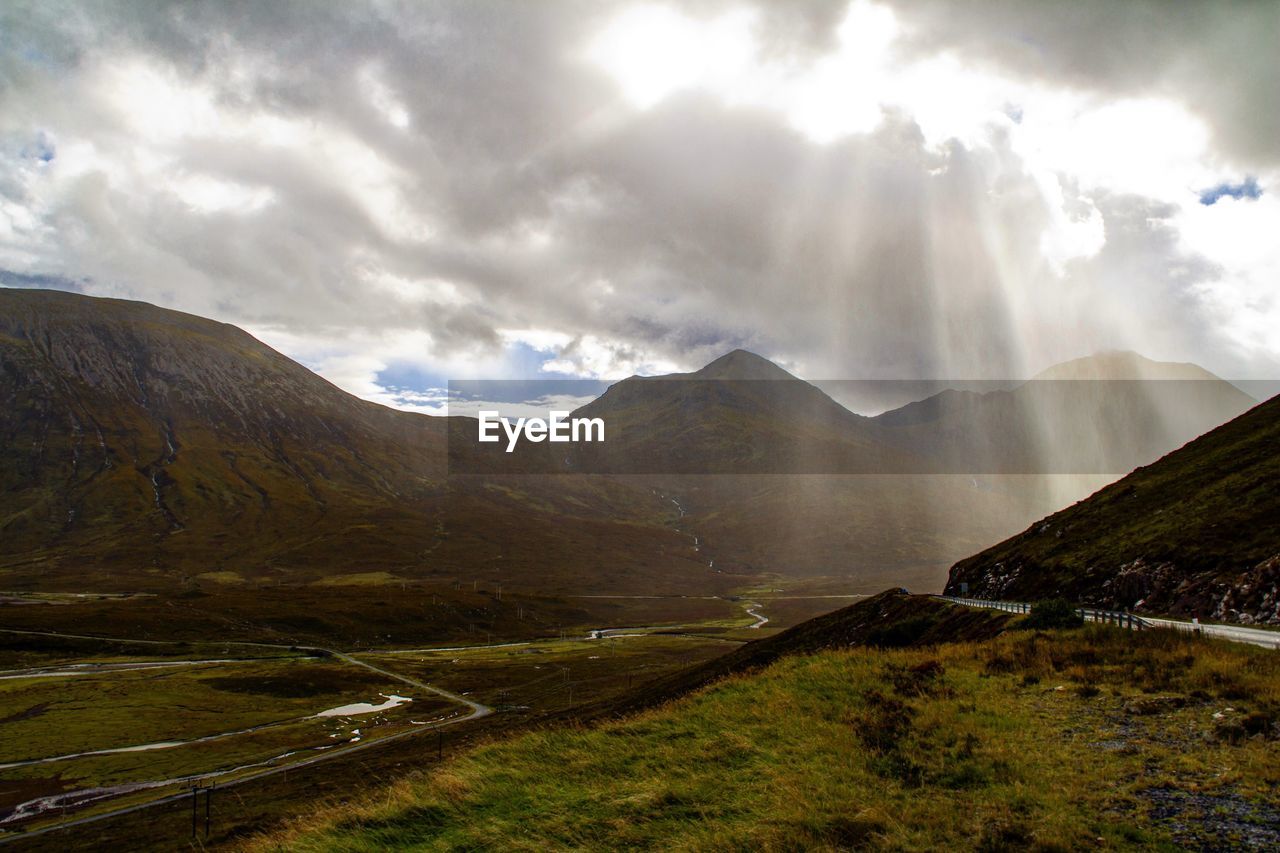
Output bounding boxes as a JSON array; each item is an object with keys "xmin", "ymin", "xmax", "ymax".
[{"xmin": 1020, "ymin": 598, "xmax": 1084, "ymax": 630}]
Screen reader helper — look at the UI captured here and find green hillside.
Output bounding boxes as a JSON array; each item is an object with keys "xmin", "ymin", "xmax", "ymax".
[{"xmin": 946, "ymin": 394, "xmax": 1280, "ymax": 623}]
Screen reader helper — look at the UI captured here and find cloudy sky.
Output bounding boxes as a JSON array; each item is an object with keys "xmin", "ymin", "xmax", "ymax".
[{"xmin": 1, "ymin": 0, "xmax": 1277, "ymax": 413}]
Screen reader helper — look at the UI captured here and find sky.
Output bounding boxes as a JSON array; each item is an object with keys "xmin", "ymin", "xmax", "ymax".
[{"xmin": 1, "ymin": 0, "xmax": 1277, "ymax": 415}]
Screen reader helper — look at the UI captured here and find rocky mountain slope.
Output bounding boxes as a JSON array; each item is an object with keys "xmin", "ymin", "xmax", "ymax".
[{"xmin": 945, "ymin": 393, "xmax": 1279, "ymax": 623}]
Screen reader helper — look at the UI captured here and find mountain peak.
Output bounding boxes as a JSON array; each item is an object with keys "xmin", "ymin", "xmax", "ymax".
[
  {"xmin": 689, "ymin": 349, "xmax": 798, "ymax": 381},
  {"xmin": 1033, "ymin": 351, "xmax": 1221, "ymax": 381}
]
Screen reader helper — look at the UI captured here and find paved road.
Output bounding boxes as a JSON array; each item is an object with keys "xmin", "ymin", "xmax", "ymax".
[
  {"xmin": 327, "ymin": 649, "xmax": 492, "ymax": 720},
  {"xmin": 0, "ymin": 658, "xmax": 248, "ymax": 681},
  {"xmin": 743, "ymin": 602, "xmax": 768, "ymax": 629},
  {"xmin": 937, "ymin": 596, "xmax": 1280, "ymax": 650},
  {"xmin": 1138, "ymin": 615, "xmax": 1280, "ymax": 650}
]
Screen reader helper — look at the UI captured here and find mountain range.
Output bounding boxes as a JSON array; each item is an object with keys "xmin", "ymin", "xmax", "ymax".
[{"xmin": 0, "ymin": 287, "xmax": 1267, "ymax": 630}]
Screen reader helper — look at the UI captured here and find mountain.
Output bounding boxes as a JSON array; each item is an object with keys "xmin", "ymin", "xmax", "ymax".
[
  {"xmin": 870, "ymin": 351, "xmax": 1255, "ymax": 475},
  {"xmin": 542, "ymin": 348, "xmax": 1251, "ymax": 592},
  {"xmin": 556, "ymin": 348, "xmax": 1253, "ymax": 478},
  {"xmin": 683, "ymin": 348, "xmax": 799, "ymax": 381},
  {"xmin": 1032, "ymin": 350, "xmax": 1224, "ymax": 380},
  {"xmin": 559, "ymin": 351, "xmax": 1065, "ymax": 590},
  {"xmin": 564, "ymin": 349, "xmax": 925, "ymax": 474},
  {"xmin": 0, "ymin": 289, "xmax": 720, "ymax": 607},
  {"xmin": 945, "ymin": 392, "xmax": 1280, "ymax": 623}
]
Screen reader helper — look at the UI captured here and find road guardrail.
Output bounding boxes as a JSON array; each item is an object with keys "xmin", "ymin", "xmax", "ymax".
[{"xmin": 935, "ymin": 596, "xmax": 1279, "ymax": 649}]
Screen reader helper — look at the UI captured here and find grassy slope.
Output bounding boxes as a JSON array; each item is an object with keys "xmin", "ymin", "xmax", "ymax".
[
  {"xmin": 946, "ymin": 394, "xmax": 1280, "ymax": 621},
  {"xmin": 247, "ymin": 617, "xmax": 1280, "ymax": 851}
]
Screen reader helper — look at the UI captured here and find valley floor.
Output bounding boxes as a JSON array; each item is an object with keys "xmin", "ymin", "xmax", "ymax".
[{"xmin": 0, "ymin": 590, "xmax": 803, "ymax": 846}]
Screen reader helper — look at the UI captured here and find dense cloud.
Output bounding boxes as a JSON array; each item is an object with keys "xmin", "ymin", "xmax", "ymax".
[
  {"xmin": 895, "ymin": 0, "xmax": 1280, "ymax": 171},
  {"xmin": 0, "ymin": 0, "xmax": 1276, "ymax": 407}
]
